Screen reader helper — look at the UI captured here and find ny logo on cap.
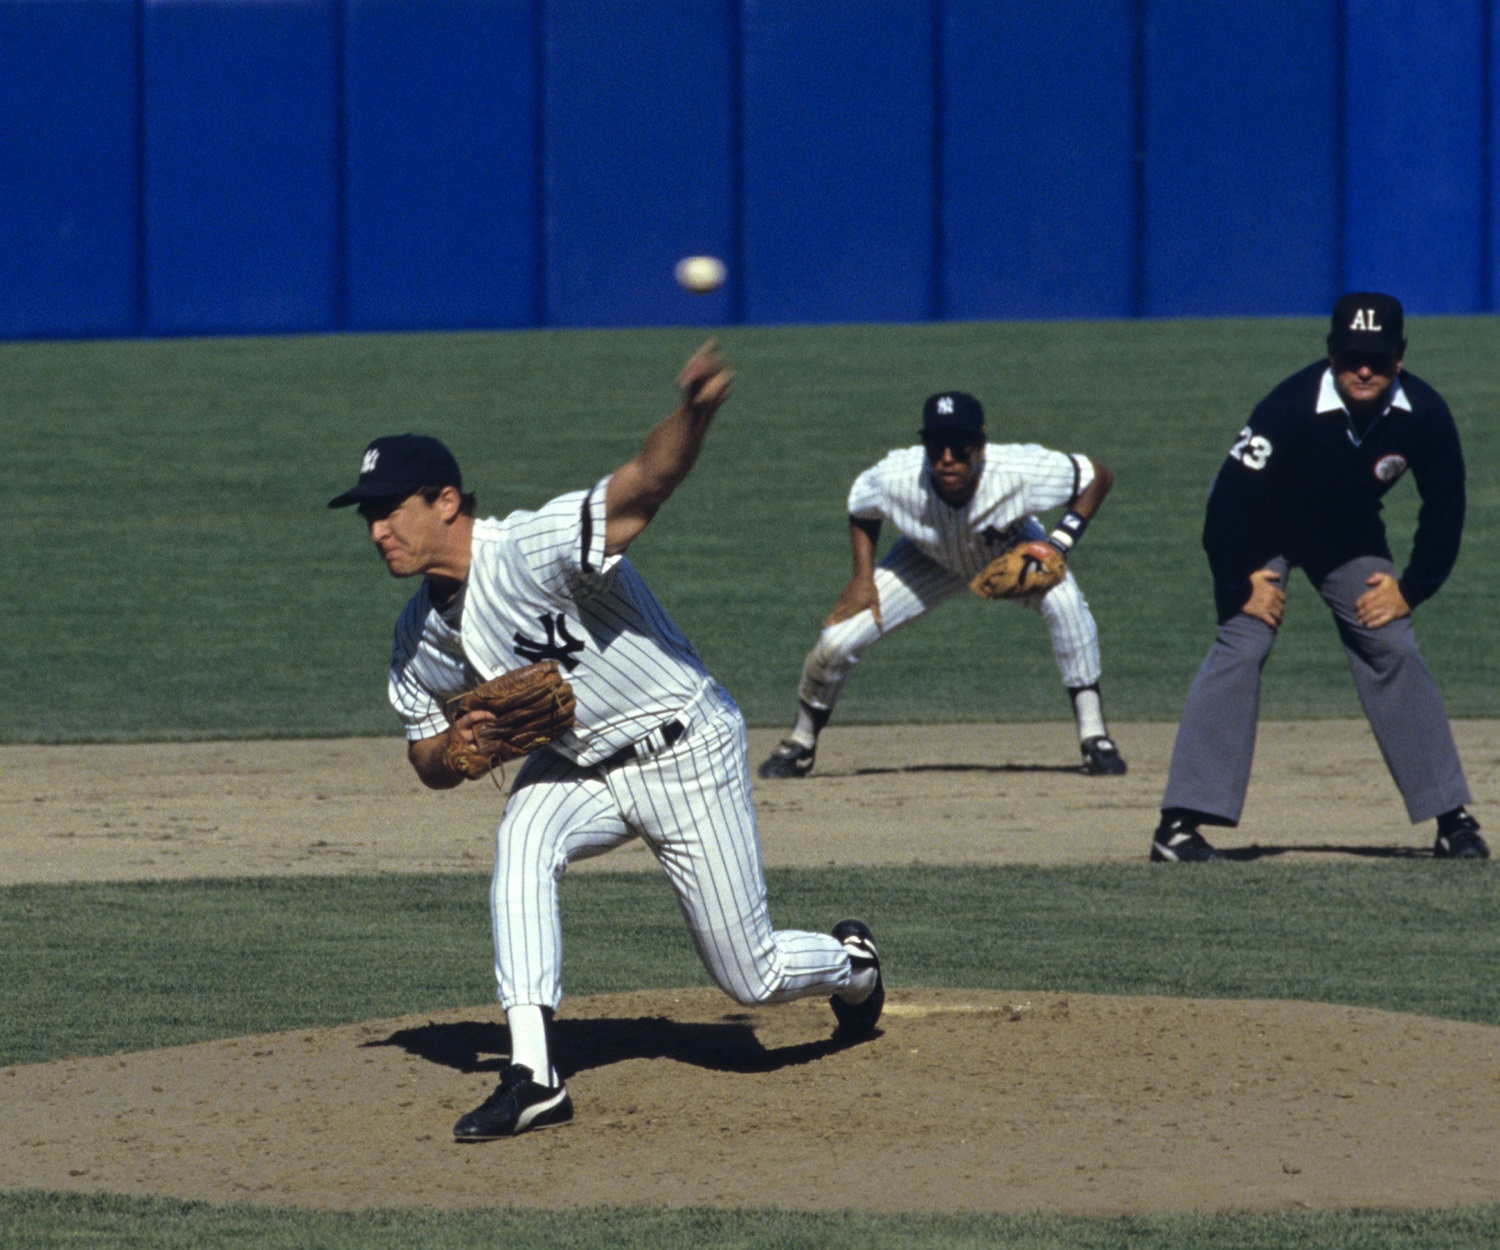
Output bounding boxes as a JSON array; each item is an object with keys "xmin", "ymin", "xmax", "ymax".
[
  {"xmin": 1348, "ymin": 309, "xmax": 1383, "ymax": 332},
  {"xmin": 937, "ymin": 396, "xmax": 955, "ymax": 414},
  {"xmin": 360, "ymin": 449, "xmax": 380, "ymax": 475}
]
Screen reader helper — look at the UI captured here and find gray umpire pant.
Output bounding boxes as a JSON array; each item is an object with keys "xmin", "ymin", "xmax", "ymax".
[{"xmin": 1162, "ymin": 554, "xmax": 1470, "ymax": 826}]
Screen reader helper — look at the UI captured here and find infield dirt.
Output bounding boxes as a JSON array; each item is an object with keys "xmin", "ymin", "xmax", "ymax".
[{"xmin": 3, "ymin": 721, "xmax": 1498, "ymax": 1214}]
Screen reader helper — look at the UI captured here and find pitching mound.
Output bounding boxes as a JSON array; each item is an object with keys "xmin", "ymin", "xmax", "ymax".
[
  {"xmin": 5, "ymin": 986, "xmax": 1497, "ymax": 1215},
  {"xmin": 5, "ymin": 723, "xmax": 1499, "ymax": 1215}
]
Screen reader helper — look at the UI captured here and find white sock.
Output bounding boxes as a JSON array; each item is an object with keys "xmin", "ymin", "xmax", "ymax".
[
  {"xmin": 1071, "ymin": 687, "xmax": 1106, "ymax": 740},
  {"xmin": 506, "ymin": 1004, "xmax": 556, "ymax": 1086},
  {"xmin": 836, "ymin": 965, "xmax": 878, "ymax": 1004},
  {"xmin": 791, "ymin": 700, "xmax": 828, "ymax": 748}
]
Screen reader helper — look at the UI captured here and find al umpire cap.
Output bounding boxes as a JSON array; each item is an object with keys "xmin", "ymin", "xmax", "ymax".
[
  {"xmin": 327, "ymin": 433, "xmax": 463, "ymax": 508},
  {"xmin": 1327, "ymin": 292, "xmax": 1406, "ymax": 359}
]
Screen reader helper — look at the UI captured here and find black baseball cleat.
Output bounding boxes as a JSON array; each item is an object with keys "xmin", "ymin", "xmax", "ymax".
[
  {"xmin": 1434, "ymin": 808, "xmax": 1489, "ymax": 860},
  {"xmin": 453, "ymin": 1063, "xmax": 574, "ymax": 1141},
  {"xmin": 1150, "ymin": 816, "xmax": 1222, "ymax": 863},
  {"xmin": 830, "ymin": 919, "xmax": 884, "ymax": 1038},
  {"xmin": 758, "ymin": 739, "xmax": 816, "ymax": 780},
  {"xmin": 1080, "ymin": 735, "xmax": 1128, "ymax": 776}
]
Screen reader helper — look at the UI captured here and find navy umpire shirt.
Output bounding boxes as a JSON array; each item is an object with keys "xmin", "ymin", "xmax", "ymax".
[{"xmin": 1202, "ymin": 360, "xmax": 1466, "ymax": 618}]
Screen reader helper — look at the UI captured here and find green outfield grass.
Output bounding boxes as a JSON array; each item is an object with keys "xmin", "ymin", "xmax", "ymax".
[{"xmin": 2, "ymin": 316, "xmax": 1496, "ymax": 742}]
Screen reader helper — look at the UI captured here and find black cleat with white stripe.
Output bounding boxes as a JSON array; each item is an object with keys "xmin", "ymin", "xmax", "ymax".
[{"xmin": 830, "ymin": 918, "xmax": 885, "ymax": 1038}]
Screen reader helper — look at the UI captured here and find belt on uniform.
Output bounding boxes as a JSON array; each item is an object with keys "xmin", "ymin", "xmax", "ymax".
[{"xmin": 598, "ymin": 718, "xmax": 686, "ymax": 769}]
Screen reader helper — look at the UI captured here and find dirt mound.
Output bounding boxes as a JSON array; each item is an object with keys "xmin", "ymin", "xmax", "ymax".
[
  {"xmin": 5, "ymin": 987, "xmax": 1497, "ymax": 1215},
  {"xmin": 4, "ymin": 724, "xmax": 1498, "ymax": 1214}
]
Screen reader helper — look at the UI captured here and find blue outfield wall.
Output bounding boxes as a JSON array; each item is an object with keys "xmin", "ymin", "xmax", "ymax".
[{"xmin": 1, "ymin": 0, "xmax": 1497, "ymax": 340}]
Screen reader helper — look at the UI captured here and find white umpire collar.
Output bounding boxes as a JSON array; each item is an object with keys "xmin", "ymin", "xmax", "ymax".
[{"xmin": 1317, "ymin": 366, "xmax": 1411, "ymax": 417}]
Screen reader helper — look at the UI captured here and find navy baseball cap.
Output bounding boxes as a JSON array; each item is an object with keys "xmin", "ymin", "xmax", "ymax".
[
  {"xmin": 1327, "ymin": 292, "xmax": 1406, "ymax": 359},
  {"xmin": 920, "ymin": 391, "xmax": 985, "ymax": 439},
  {"xmin": 327, "ymin": 434, "xmax": 463, "ymax": 508}
]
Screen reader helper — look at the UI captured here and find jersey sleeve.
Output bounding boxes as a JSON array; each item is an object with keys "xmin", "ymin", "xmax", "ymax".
[
  {"xmin": 846, "ymin": 461, "xmax": 888, "ymax": 521},
  {"xmin": 387, "ymin": 595, "xmax": 450, "ymax": 741},
  {"xmin": 1401, "ymin": 399, "xmax": 1466, "ymax": 607},
  {"xmin": 513, "ymin": 478, "xmax": 614, "ymax": 593},
  {"xmin": 1201, "ymin": 409, "xmax": 1285, "ymax": 613},
  {"xmin": 1017, "ymin": 447, "xmax": 1094, "ymax": 513}
]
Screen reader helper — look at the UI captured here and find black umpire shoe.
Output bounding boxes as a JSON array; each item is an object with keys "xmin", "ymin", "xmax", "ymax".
[
  {"xmin": 758, "ymin": 739, "xmax": 816, "ymax": 780},
  {"xmin": 453, "ymin": 1063, "xmax": 574, "ymax": 1141},
  {"xmin": 1150, "ymin": 815, "xmax": 1223, "ymax": 863},
  {"xmin": 830, "ymin": 919, "xmax": 885, "ymax": 1038},
  {"xmin": 1080, "ymin": 735, "xmax": 1128, "ymax": 776},
  {"xmin": 1434, "ymin": 808, "xmax": 1490, "ymax": 860}
]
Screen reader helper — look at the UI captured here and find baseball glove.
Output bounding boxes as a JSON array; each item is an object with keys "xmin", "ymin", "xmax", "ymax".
[
  {"xmin": 969, "ymin": 541, "xmax": 1067, "ymax": 601},
  {"xmin": 443, "ymin": 660, "xmax": 577, "ymax": 780}
]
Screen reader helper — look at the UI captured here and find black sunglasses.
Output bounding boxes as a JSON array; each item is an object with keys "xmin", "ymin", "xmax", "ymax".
[
  {"xmin": 923, "ymin": 436, "xmax": 982, "ymax": 461},
  {"xmin": 1333, "ymin": 350, "xmax": 1399, "ymax": 373}
]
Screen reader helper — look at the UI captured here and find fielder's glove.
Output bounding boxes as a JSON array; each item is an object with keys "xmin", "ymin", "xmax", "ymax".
[
  {"xmin": 443, "ymin": 660, "xmax": 578, "ymax": 780},
  {"xmin": 968, "ymin": 541, "xmax": 1067, "ymax": 601}
]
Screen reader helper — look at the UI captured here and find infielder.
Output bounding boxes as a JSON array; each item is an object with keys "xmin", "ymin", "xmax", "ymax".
[
  {"xmin": 1153, "ymin": 292, "xmax": 1487, "ymax": 862},
  {"xmin": 329, "ymin": 341, "xmax": 884, "ymax": 1140},
  {"xmin": 760, "ymin": 390, "xmax": 1128, "ymax": 780}
]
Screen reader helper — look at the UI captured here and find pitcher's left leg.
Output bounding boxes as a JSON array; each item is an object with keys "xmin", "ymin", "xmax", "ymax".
[{"xmin": 620, "ymin": 694, "xmax": 858, "ymax": 1005}]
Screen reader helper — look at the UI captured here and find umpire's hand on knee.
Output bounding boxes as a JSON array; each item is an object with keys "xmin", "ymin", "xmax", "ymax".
[
  {"xmin": 1354, "ymin": 572, "xmax": 1411, "ymax": 629},
  {"xmin": 1243, "ymin": 567, "xmax": 1286, "ymax": 629}
]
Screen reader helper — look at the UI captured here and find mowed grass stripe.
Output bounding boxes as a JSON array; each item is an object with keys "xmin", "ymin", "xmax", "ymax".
[{"xmin": 3, "ymin": 863, "xmax": 1495, "ymax": 1068}]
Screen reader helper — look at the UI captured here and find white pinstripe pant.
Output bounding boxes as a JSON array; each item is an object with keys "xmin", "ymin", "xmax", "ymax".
[
  {"xmin": 489, "ymin": 684, "xmax": 853, "ymax": 1011},
  {"xmin": 799, "ymin": 529, "xmax": 1104, "ymax": 711}
]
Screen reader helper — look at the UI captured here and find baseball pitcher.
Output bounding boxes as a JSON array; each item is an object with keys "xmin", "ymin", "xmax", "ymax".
[{"xmin": 329, "ymin": 341, "xmax": 885, "ymax": 1140}]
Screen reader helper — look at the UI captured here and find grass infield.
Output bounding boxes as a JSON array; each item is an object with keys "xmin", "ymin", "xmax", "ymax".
[{"xmin": 5, "ymin": 865, "xmax": 1499, "ymax": 1069}]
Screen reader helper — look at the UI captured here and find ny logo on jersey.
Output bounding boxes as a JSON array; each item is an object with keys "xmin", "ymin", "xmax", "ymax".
[
  {"xmin": 360, "ymin": 448, "xmax": 379, "ymax": 475},
  {"xmin": 514, "ymin": 613, "xmax": 586, "ymax": 671},
  {"xmin": 1348, "ymin": 308, "xmax": 1383, "ymax": 331}
]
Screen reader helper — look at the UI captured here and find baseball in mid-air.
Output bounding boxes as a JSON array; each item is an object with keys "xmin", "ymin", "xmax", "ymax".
[{"xmin": 674, "ymin": 255, "xmax": 726, "ymax": 294}]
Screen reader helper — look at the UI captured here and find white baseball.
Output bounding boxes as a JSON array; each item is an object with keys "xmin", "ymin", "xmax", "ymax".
[{"xmin": 674, "ymin": 255, "xmax": 726, "ymax": 294}]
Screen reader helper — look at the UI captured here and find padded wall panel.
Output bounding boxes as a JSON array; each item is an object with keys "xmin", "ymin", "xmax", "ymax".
[
  {"xmin": 541, "ymin": 0, "xmax": 735, "ymax": 327},
  {"xmin": 1141, "ymin": 0, "xmax": 1341, "ymax": 316},
  {"xmin": 1344, "ymin": 0, "xmax": 1486, "ymax": 313},
  {"xmin": 344, "ymin": 0, "xmax": 538, "ymax": 331},
  {"xmin": 142, "ymin": 0, "xmax": 340, "ymax": 334},
  {"xmin": 740, "ymin": 0, "xmax": 936, "ymax": 324},
  {"xmin": 1492, "ymin": 0, "xmax": 1500, "ymax": 311},
  {"xmin": 0, "ymin": 0, "xmax": 138, "ymax": 338},
  {"xmin": 941, "ymin": 0, "xmax": 1136, "ymax": 320}
]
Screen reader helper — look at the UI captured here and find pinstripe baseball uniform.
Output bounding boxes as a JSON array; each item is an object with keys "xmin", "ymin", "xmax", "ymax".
[
  {"xmin": 796, "ymin": 443, "xmax": 1104, "ymax": 716},
  {"xmin": 388, "ymin": 478, "xmax": 858, "ymax": 1012}
]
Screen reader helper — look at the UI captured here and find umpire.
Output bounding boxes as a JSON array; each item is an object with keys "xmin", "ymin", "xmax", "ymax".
[{"xmin": 1152, "ymin": 292, "xmax": 1487, "ymax": 862}]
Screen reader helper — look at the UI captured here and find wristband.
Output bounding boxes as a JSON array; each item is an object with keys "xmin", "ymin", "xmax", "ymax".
[{"xmin": 1047, "ymin": 510, "xmax": 1088, "ymax": 553}]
